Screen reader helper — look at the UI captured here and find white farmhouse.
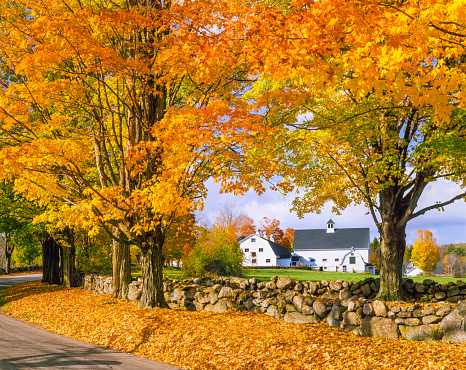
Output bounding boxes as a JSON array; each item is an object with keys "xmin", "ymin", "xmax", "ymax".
[
  {"xmin": 292, "ymin": 220, "xmax": 375, "ymax": 274},
  {"xmin": 239, "ymin": 234, "xmax": 292, "ymax": 267}
]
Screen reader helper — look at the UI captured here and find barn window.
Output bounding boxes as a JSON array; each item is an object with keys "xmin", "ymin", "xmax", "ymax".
[
  {"xmin": 266, "ymin": 259, "xmax": 270, "ymax": 263},
  {"xmin": 259, "ymin": 248, "xmax": 263, "ymax": 252},
  {"xmin": 251, "ymin": 238, "xmax": 256, "ymax": 242},
  {"xmin": 245, "ymin": 248, "xmax": 249, "ymax": 252},
  {"xmin": 335, "ymin": 258, "xmax": 339, "ymax": 261},
  {"xmin": 349, "ymin": 257, "xmax": 356, "ymax": 264},
  {"xmin": 252, "ymin": 258, "xmax": 257, "ymax": 264},
  {"xmin": 252, "ymin": 252, "xmax": 256, "ymax": 257},
  {"xmin": 323, "ymin": 258, "xmax": 327, "ymax": 262}
]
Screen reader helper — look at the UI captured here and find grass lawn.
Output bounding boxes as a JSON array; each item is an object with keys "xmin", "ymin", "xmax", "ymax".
[
  {"xmin": 152, "ymin": 267, "xmax": 466, "ymax": 285},
  {"xmin": 132, "ymin": 267, "xmax": 187, "ymax": 280}
]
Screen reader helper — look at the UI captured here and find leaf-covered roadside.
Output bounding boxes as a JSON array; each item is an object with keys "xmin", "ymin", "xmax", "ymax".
[{"xmin": 2, "ymin": 281, "xmax": 466, "ymax": 369}]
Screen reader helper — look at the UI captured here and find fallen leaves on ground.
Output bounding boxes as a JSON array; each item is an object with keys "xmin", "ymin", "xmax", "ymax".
[{"xmin": 2, "ymin": 281, "xmax": 466, "ymax": 369}]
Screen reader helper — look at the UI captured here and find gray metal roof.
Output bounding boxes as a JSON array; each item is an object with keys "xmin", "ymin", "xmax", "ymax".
[
  {"xmin": 293, "ymin": 228, "xmax": 370, "ymax": 250},
  {"xmin": 266, "ymin": 239, "xmax": 292, "ymax": 258}
]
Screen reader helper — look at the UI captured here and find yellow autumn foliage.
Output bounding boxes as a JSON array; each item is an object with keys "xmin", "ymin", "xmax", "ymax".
[{"xmin": 411, "ymin": 230, "xmax": 441, "ymax": 275}]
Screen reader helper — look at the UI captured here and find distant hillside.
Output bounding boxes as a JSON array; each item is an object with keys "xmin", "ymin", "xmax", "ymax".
[{"xmin": 439, "ymin": 243, "xmax": 466, "ymax": 257}]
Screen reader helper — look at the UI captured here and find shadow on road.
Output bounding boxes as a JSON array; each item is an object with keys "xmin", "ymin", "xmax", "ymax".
[{"xmin": 0, "ymin": 345, "xmax": 122, "ymax": 369}]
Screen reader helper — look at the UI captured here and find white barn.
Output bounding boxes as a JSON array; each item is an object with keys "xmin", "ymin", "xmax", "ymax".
[
  {"xmin": 239, "ymin": 234, "xmax": 292, "ymax": 267},
  {"xmin": 292, "ymin": 220, "xmax": 375, "ymax": 274}
]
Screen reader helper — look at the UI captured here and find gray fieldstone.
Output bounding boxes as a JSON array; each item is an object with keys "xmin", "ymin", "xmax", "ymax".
[
  {"xmin": 301, "ymin": 304, "xmax": 314, "ymax": 316},
  {"xmin": 360, "ymin": 284, "xmax": 371, "ymax": 297},
  {"xmin": 218, "ymin": 286, "xmax": 234, "ymax": 299},
  {"xmin": 421, "ymin": 306, "xmax": 436, "ymax": 316},
  {"xmin": 414, "ymin": 283, "xmax": 426, "ymax": 294},
  {"xmin": 343, "ymin": 311, "xmax": 361, "ymax": 326},
  {"xmin": 329, "ymin": 281, "xmax": 343, "ymax": 291},
  {"xmin": 422, "ymin": 315, "xmax": 442, "ymax": 325},
  {"xmin": 446, "ymin": 296, "xmax": 463, "ymax": 304},
  {"xmin": 313, "ymin": 300, "xmax": 330, "ymax": 319},
  {"xmin": 339, "ymin": 287, "xmax": 352, "ymax": 300},
  {"xmin": 440, "ymin": 300, "xmax": 466, "ymax": 343},
  {"xmin": 212, "ymin": 298, "xmax": 232, "ymax": 312},
  {"xmin": 404, "ymin": 318, "xmax": 422, "ymax": 326},
  {"xmin": 284, "ymin": 311, "xmax": 314, "ymax": 324},
  {"xmin": 436, "ymin": 303, "xmax": 452, "ymax": 317},
  {"xmin": 331, "ymin": 304, "xmax": 346, "ymax": 321},
  {"xmin": 308, "ymin": 282, "xmax": 319, "ymax": 295},
  {"xmin": 397, "ymin": 311, "xmax": 412, "ymax": 318},
  {"xmin": 389, "ymin": 305, "xmax": 401, "ymax": 313},
  {"xmin": 373, "ymin": 300, "xmax": 388, "ymax": 317},
  {"xmin": 276, "ymin": 276, "xmax": 294, "ymax": 290},
  {"xmin": 361, "ymin": 316, "xmax": 399, "ymax": 340},
  {"xmin": 128, "ymin": 284, "xmax": 142, "ymax": 302},
  {"xmin": 363, "ymin": 303, "xmax": 374, "ymax": 316},
  {"xmin": 325, "ymin": 316, "xmax": 341, "ymax": 328},
  {"xmin": 399, "ymin": 324, "xmax": 443, "ymax": 341},
  {"xmin": 447, "ymin": 286, "xmax": 460, "ymax": 297},
  {"xmin": 292, "ymin": 295, "xmax": 305, "ymax": 313},
  {"xmin": 209, "ymin": 291, "xmax": 219, "ymax": 305},
  {"xmin": 267, "ymin": 305, "xmax": 281, "ymax": 320}
]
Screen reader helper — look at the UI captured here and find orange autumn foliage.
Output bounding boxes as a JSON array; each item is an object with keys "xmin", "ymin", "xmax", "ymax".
[
  {"xmin": 4, "ymin": 280, "xmax": 466, "ymax": 370},
  {"xmin": 0, "ymin": 0, "xmax": 266, "ymax": 306}
]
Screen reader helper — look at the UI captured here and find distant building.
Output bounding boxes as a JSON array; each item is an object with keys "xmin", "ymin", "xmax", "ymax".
[
  {"xmin": 292, "ymin": 220, "xmax": 375, "ymax": 274},
  {"xmin": 239, "ymin": 233, "xmax": 292, "ymax": 267},
  {"xmin": 403, "ymin": 261, "xmax": 444, "ymax": 277},
  {"xmin": 403, "ymin": 262, "xmax": 424, "ymax": 277}
]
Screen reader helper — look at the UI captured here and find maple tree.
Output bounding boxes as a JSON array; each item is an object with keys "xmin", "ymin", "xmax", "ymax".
[
  {"xmin": 213, "ymin": 203, "xmax": 257, "ymax": 238},
  {"xmin": 259, "ymin": 217, "xmax": 281, "ymax": 240},
  {"xmin": 410, "ymin": 230, "xmax": 440, "ymax": 275},
  {"xmin": 0, "ymin": 0, "xmax": 262, "ymax": 307},
  {"xmin": 225, "ymin": 0, "xmax": 466, "ymax": 300}
]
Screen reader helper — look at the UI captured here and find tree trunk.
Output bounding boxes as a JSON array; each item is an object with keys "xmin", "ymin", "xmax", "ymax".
[
  {"xmin": 112, "ymin": 227, "xmax": 131, "ymax": 299},
  {"xmin": 377, "ymin": 219, "xmax": 407, "ymax": 301},
  {"xmin": 61, "ymin": 228, "xmax": 76, "ymax": 287},
  {"xmin": 4, "ymin": 237, "xmax": 13, "ymax": 274},
  {"xmin": 41, "ymin": 236, "xmax": 61, "ymax": 285},
  {"xmin": 139, "ymin": 231, "xmax": 168, "ymax": 308}
]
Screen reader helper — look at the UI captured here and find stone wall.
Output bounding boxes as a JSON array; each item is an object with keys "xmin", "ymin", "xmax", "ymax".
[
  {"xmin": 0, "ymin": 264, "xmax": 42, "ymax": 275},
  {"xmin": 82, "ymin": 274, "xmax": 466, "ymax": 343}
]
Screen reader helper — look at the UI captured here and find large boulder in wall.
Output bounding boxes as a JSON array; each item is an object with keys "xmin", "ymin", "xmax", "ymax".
[
  {"xmin": 440, "ymin": 300, "xmax": 466, "ymax": 343},
  {"xmin": 360, "ymin": 316, "xmax": 399, "ymax": 340}
]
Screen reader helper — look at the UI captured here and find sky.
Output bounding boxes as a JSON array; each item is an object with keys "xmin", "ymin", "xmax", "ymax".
[{"xmin": 197, "ymin": 178, "xmax": 466, "ymax": 247}]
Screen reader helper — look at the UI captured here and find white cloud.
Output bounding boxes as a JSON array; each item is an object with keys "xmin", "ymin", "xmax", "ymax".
[{"xmin": 198, "ymin": 178, "xmax": 466, "ymax": 246}]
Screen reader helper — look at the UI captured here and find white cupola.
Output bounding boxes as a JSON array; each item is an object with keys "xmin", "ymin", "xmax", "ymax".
[{"xmin": 326, "ymin": 219, "xmax": 335, "ymax": 233}]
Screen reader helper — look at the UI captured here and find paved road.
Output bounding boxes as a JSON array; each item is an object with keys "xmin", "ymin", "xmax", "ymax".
[{"xmin": 0, "ymin": 274, "xmax": 182, "ymax": 369}]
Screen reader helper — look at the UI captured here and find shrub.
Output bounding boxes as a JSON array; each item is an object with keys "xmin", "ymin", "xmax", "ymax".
[{"xmin": 183, "ymin": 225, "xmax": 243, "ymax": 277}]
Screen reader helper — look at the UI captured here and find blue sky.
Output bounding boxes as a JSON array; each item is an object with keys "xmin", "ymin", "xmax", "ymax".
[{"xmin": 198, "ymin": 178, "xmax": 466, "ymax": 246}]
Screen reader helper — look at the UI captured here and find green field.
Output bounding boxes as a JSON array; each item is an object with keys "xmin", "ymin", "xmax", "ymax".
[
  {"xmin": 243, "ymin": 269, "xmax": 465, "ymax": 284},
  {"xmin": 154, "ymin": 267, "xmax": 465, "ymax": 285}
]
